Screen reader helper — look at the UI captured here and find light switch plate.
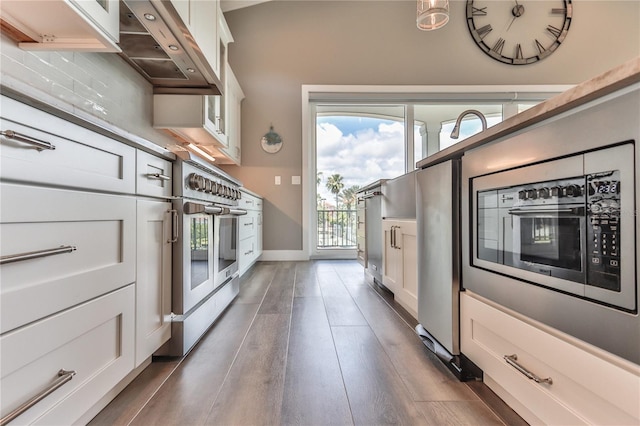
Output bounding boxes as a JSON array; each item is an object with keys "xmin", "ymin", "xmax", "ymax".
[
  {"xmin": 275, "ymin": 176, "xmax": 281, "ymax": 185},
  {"xmin": 292, "ymin": 176, "xmax": 301, "ymax": 185}
]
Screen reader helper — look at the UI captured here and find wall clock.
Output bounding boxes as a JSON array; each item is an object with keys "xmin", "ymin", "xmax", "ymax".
[
  {"xmin": 466, "ymin": 0, "xmax": 572, "ymax": 65},
  {"xmin": 261, "ymin": 125, "xmax": 283, "ymax": 154}
]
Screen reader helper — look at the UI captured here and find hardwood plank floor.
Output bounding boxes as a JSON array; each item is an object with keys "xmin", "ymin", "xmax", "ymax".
[{"xmin": 91, "ymin": 260, "xmax": 527, "ymax": 426}]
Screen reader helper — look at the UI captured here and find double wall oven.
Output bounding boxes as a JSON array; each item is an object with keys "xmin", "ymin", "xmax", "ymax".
[{"xmin": 156, "ymin": 153, "xmax": 246, "ymax": 356}]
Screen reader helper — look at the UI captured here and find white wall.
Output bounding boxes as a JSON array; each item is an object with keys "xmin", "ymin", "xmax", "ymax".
[{"xmin": 221, "ymin": 0, "xmax": 640, "ymax": 253}]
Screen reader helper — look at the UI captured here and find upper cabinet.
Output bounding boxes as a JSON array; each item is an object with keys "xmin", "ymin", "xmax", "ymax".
[
  {"xmin": 170, "ymin": 0, "xmax": 220, "ymax": 77},
  {"xmin": 0, "ymin": 0, "xmax": 120, "ymax": 52},
  {"xmin": 154, "ymin": 2, "xmax": 244, "ymax": 165}
]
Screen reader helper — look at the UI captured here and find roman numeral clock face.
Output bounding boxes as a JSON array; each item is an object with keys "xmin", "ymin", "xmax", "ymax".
[{"xmin": 466, "ymin": 0, "xmax": 572, "ymax": 65}]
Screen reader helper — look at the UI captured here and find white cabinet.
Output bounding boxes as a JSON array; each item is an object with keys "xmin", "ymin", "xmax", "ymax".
[
  {"xmin": 153, "ymin": 6, "xmax": 244, "ymax": 165},
  {"xmin": 135, "ymin": 199, "xmax": 172, "ymax": 367},
  {"xmin": 1, "ymin": 0, "xmax": 120, "ymax": 52},
  {"xmin": 215, "ymin": 65, "xmax": 244, "ymax": 165},
  {"xmin": 1, "ymin": 96, "xmax": 136, "ymax": 194},
  {"xmin": 238, "ymin": 190, "xmax": 263, "ymax": 276},
  {"xmin": 382, "ymin": 219, "xmax": 418, "ymax": 318},
  {"xmin": 154, "ymin": 94, "xmax": 225, "ymax": 148},
  {"xmin": 0, "ymin": 94, "xmax": 175, "ymax": 423},
  {"xmin": 136, "ymin": 150, "xmax": 173, "ymax": 199},
  {"xmin": 170, "ymin": 0, "xmax": 220, "ymax": 77},
  {"xmin": 461, "ymin": 292, "xmax": 640, "ymax": 425},
  {"xmin": 0, "ymin": 183, "xmax": 136, "ymax": 334},
  {"xmin": 0, "ymin": 285, "xmax": 135, "ymax": 425}
]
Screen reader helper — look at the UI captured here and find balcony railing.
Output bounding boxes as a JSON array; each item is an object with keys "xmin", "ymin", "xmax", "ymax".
[{"xmin": 317, "ymin": 209, "xmax": 357, "ymax": 248}]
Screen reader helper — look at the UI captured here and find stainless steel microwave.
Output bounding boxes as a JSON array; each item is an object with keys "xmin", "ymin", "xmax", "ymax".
[{"xmin": 470, "ymin": 143, "xmax": 636, "ymax": 312}]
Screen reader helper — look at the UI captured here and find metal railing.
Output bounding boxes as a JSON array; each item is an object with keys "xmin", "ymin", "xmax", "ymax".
[{"xmin": 317, "ymin": 209, "xmax": 357, "ymax": 248}]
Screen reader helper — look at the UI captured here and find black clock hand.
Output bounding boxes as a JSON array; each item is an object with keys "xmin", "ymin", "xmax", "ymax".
[{"xmin": 506, "ymin": 2, "xmax": 525, "ymax": 31}]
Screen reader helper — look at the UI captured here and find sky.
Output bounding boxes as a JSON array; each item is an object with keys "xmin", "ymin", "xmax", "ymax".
[{"xmin": 316, "ymin": 116, "xmax": 405, "ymax": 205}]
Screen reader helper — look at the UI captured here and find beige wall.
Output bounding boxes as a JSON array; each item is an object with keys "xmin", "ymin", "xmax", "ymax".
[{"xmin": 221, "ymin": 0, "xmax": 640, "ymax": 253}]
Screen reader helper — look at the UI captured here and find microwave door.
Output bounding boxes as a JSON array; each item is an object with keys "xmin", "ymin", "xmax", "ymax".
[{"xmin": 509, "ymin": 207, "xmax": 585, "ymax": 283}]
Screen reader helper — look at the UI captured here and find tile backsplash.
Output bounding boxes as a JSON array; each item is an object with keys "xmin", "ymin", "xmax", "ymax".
[{"xmin": 0, "ymin": 34, "xmax": 175, "ymax": 148}]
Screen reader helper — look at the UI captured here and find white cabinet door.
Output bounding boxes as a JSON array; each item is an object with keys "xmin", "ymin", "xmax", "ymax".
[
  {"xmin": 1, "ymin": 96, "xmax": 136, "ymax": 194},
  {"xmin": 136, "ymin": 200, "xmax": 172, "ymax": 366},
  {"xmin": 382, "ymin": 220, "xmax": 399, "ymax": 292},
  {"xmin": 395, "ymin": 221, "xmax": 418, "ymax": 318},
  {"xmin": 461, "ymin": 293, "xmax": 640, "ymax": 425},
  {"xmin": 1, "ymin": 0, "xmax": 120, "ymax": 51},
  {"xmin": 0, "ymin": 285, "xmax": 135, "ymax": 425},
  {"xmin": 382, "ymin": 219, "xmax": 418, "ymax": 318},
  {"xmin": 136, "ymin": 150, "xmax": 173, "ymax": 199},
  {"xmin": 0, "ymin": 183, "xmax": 136, "ymax": 334},
  {"xmin": 69, "ymin": 0, "xmax": 120, "ymax": 43}
]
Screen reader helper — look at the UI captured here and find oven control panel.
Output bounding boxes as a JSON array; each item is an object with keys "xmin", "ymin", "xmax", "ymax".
[
  {"xmin": 586, "ymin": 170, "xmax": 621, "ymax": 291},
  {"xmin": 176, "ymin": 161, "xmax": 241, "ymax": 206}
]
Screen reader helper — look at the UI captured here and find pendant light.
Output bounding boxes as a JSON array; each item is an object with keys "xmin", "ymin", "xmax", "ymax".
[{"xmin": 417, "ymin": 0, "xmax": 449, "ymax": 31}]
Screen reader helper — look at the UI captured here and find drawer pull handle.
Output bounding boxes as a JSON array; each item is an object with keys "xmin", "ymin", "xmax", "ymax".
[
  {"xmin": 0, "ymin": 369, "xmax": 76, "ymax": 425},
  {"xmin": 504, "ymin": 354, "xmax": 553, "ymax": 385},
  {"xmin": 1, "ymin": 130, "xmax": 56, "ymax": 151},
  {"xmin": 0, "ymin": 245, "xmax": 76, "ymax": 265},
  {"xmin": 146, "ymin": 173, "xmax": 171, "ymax": 181},
  {"xmin": 168, "ymin": 209, "xmax": 179, "ymax": 243}
]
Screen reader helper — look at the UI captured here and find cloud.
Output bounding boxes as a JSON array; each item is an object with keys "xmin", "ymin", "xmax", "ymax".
[{"xmin": 316, "ymin": 119, "xmax": 405, "ymax": 201}]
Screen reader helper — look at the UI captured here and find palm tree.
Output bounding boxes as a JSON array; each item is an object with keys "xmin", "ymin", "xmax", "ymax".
[
  {"xmin": 325, "ymin": 173, "xmax": 344, "ymax": 209},
  {"xmin": 341, "ymin": 185, "xmax": 361, "ymax": 210}
]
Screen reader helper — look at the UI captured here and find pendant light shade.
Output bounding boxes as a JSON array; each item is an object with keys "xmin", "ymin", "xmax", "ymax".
[{"xmin": 417, "ymin": 0, "xmax": 449, "ymax": 31}]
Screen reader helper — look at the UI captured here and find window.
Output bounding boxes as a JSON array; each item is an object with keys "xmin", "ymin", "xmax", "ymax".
[{"xmin": 302, "ymin": 85, "xmax": 572, "ymax": 259}]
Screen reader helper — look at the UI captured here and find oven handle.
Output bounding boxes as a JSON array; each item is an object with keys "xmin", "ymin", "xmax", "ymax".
[
  {"xmin": 183, "ymin": 202, "xmax": 225, "ymax": 215},
  {"xmin": 228, "ymin": 208, "xmax": 248, "ymax": 216},
  {"xmin": 358, "ymin": 191, "xmax": 382, "ymax": 200},
  {"xmin": 508, "ymin": 207, "xmax": 585, "ymax": 216}
]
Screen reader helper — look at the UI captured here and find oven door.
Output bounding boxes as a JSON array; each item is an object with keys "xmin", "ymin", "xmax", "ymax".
[
  {"xmin": 214, "ymin": 208, "xmax": 246, "ymax": 287},
  {"xmin": 508, "ymin": 205, "xmax": 586, "ymax": 285},
  {"xmin": 173, "ymin": 201, "xmax": 217, "ymax": 315}
]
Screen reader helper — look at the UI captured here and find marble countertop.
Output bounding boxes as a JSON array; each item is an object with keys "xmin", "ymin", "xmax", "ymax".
[{"xmin": 416, "ymin": 57, "xmax": 640, "ymax": 170}]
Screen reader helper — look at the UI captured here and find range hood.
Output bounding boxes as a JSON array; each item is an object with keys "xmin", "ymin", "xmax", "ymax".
[{"xmin": 118, "ymin": 0, "xmax": 222, "ymax": 95}]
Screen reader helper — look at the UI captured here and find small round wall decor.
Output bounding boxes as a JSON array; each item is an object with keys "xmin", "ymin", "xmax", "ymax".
[{"xmin": 261, "ymin": 125, "xmax": 283, "ymax": 154}]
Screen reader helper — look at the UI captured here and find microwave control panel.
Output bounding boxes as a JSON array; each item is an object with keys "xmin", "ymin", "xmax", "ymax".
[{"xmin": 586, "ymin": 170, "xmax": 621, "ymax": 291}]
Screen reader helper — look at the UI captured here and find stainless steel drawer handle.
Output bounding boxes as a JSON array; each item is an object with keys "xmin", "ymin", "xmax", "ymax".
[
  {"xmin": 146, "ymin": 173, "xmax": 171, "ymax": 181},
  {"xmin": 168, "ymin": 209, "xmax": 179, "ymax": 243},
  {"xmin": 0, "ymin": 369, "xmax": 76, "ymax": 425},
  {"xmin": 1, "ymin": 130, "xmax": 56, "ymax": 151},
  {"xmin": 0, "ymin": 245, "xmax": 76, "ymax": 265},
  {"xmin": 504, "ymin": 354, "xmax": 553, "ymax": 385}
]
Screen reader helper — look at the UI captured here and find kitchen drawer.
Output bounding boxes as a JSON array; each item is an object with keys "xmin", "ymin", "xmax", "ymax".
[
  {"xmin": 0, "ymin": 183, "xmax": 136, "ymax": 333},
  {"xmin": 461, "ymin": 292, "xmax": 640, "ymax": 425},
  {"xmin": 0, "ymin": 284, "xmax": 135, "ymax": 425},
  {"xmin": 0, "ymin": 97, "xmax": 136, "ymax": 194},
  {"xmin": 239, "ymin": 215, "xmax": 256, "ymax": 241},
  {"xmin": 136, "ymin": 150, "xmax": 173, "ymax": 198},
  {"xmin": 239, "ymin": 192, "xmax": 261, "ymax": 211},
  {"xmin": 239, "ymin": 235, "xmax": 257, "ymax": 275}
]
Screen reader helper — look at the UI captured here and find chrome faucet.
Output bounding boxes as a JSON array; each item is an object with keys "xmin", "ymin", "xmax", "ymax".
[{"xmin": 450, "ymin": 109, "xmax": 487, "ymax": 139}]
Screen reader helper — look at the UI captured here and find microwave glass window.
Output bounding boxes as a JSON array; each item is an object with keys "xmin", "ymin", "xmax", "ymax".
[
  {"xmin": 519, "ymin": 216, "xmax": 582, "ymax": 271},
  {"xmin": 190, "ymin": 215, "xmax": 210, "ymax": 290}
]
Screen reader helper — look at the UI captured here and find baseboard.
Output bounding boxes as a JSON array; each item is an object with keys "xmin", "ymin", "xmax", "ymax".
[{"xmin": 260, "ymin": 250, "xmax": 309, "ymax": 261}]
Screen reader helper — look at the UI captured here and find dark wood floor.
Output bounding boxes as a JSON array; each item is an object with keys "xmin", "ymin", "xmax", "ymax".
[{"xmin": 90, "ymin": 260, "xmax": 527, "ymax": 426}]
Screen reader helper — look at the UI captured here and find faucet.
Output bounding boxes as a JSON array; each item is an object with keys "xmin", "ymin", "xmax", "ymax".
[{"xmin": 450, "ymin": 109, "xmax": 487, "ymax": 139}]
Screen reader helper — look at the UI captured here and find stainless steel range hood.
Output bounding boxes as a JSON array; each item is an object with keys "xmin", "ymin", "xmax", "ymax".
[{"xmin": 118, "ymin": 0, "xmax": 222, "ymax": 95}]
